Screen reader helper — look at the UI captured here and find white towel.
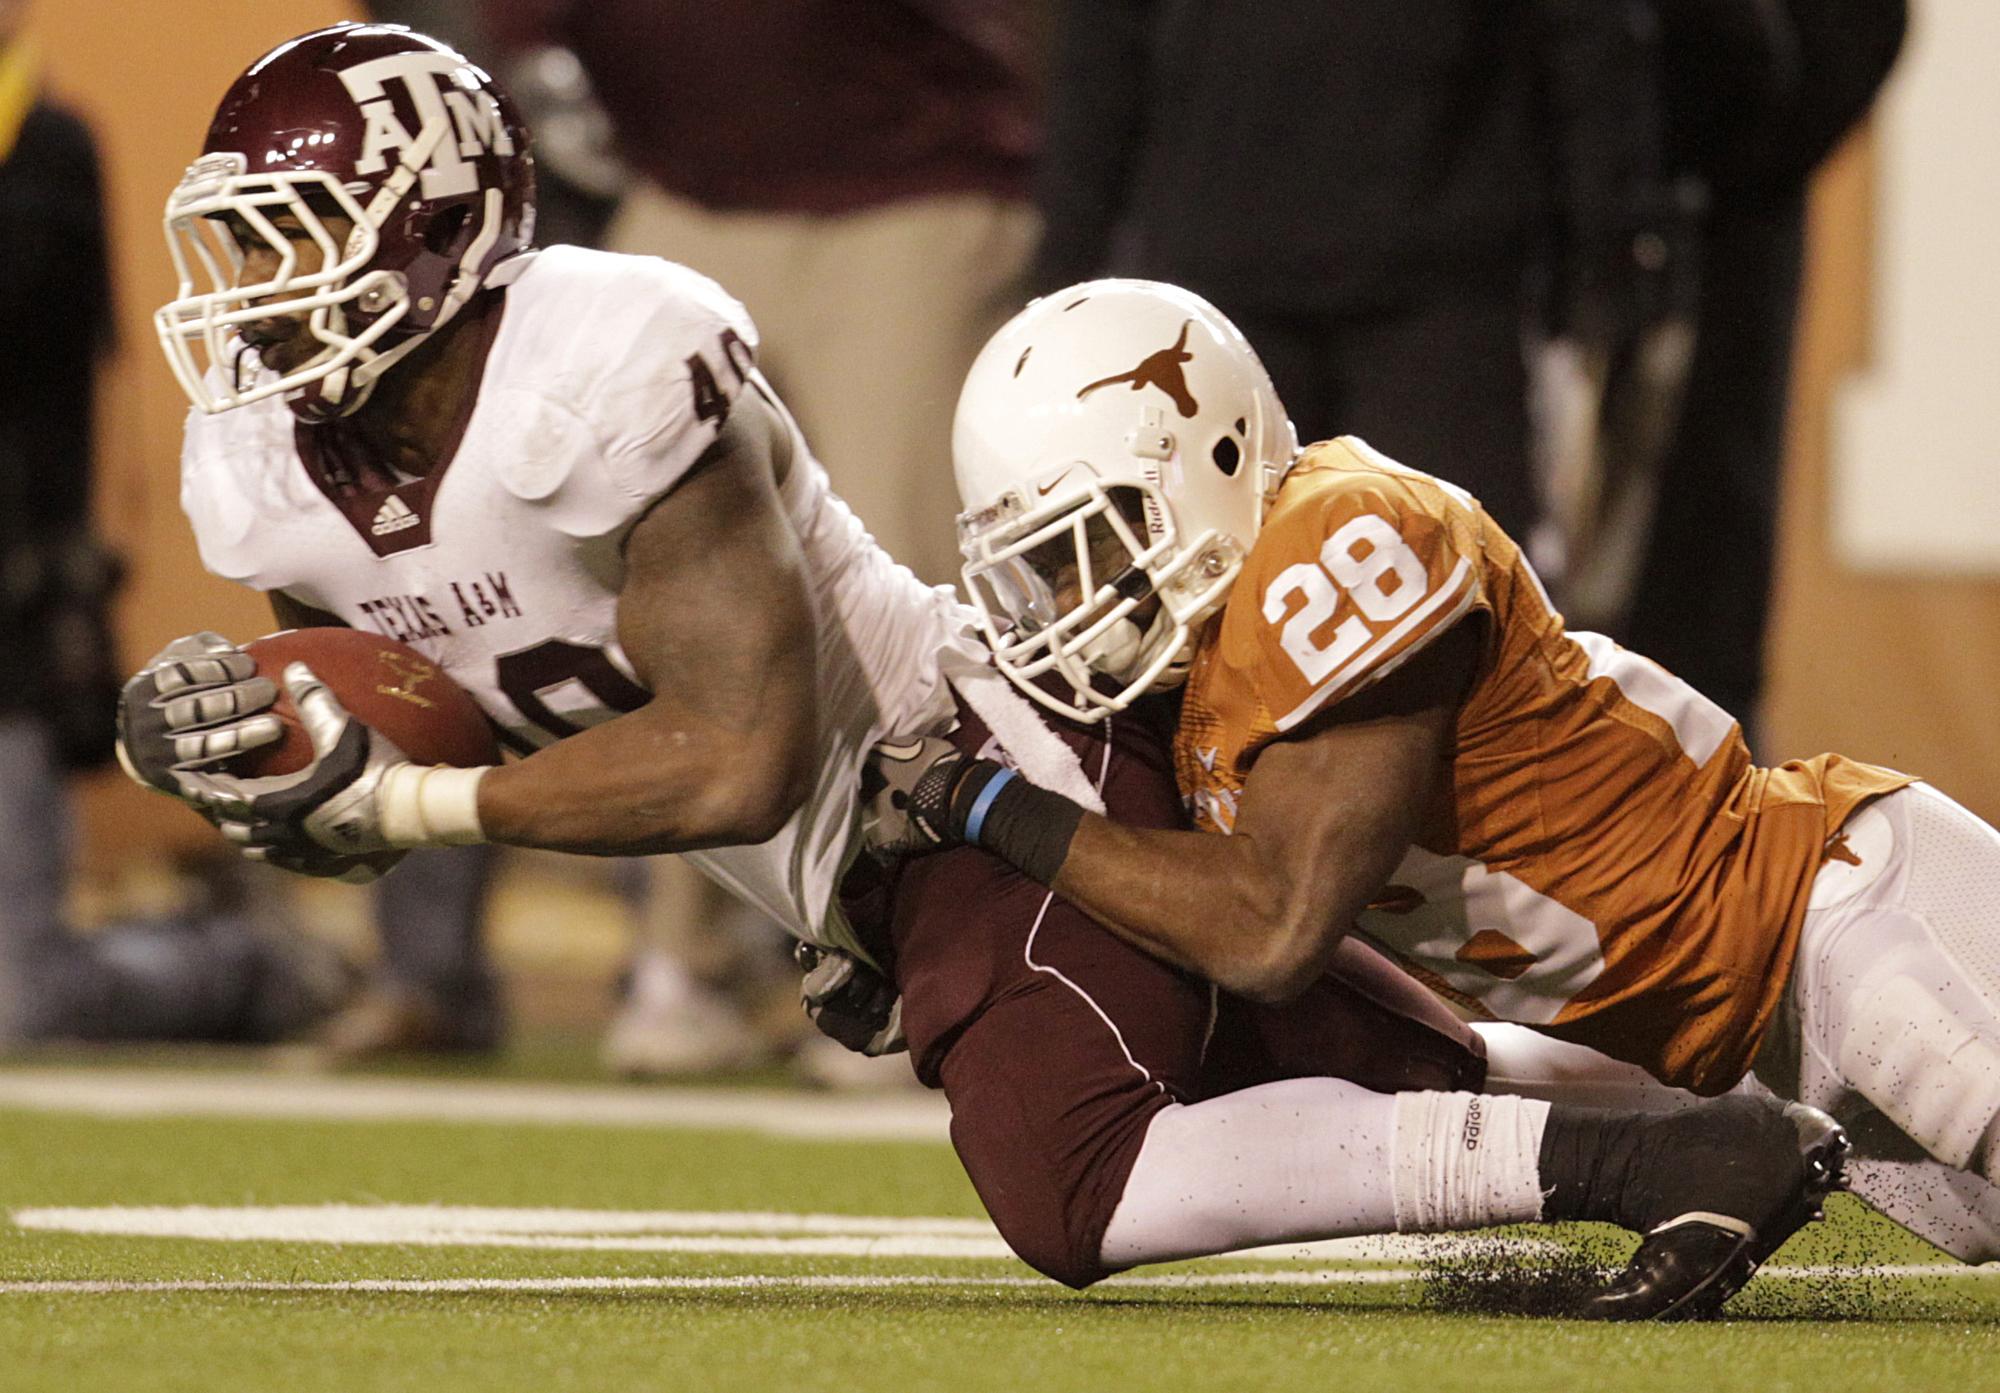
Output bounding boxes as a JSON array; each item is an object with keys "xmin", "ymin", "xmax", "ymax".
[{"xmin": 940, "ymin": 650, "xmax": 1107, "ymax": 815}]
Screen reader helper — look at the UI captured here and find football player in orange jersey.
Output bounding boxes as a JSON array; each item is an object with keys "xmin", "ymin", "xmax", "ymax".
[{"xmin": 867, "ymin": 279, "xmax": 2000, "ymax": 1265}]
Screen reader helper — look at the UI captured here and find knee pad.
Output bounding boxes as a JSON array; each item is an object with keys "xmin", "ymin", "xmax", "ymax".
[
  {"xmin": 1900, "ymin": 785, "xmax": 2000, "ymax": 1012},
  {"xmin": 1839, "ymin": 972, "xmax": 2000, "ymax": 1170}
]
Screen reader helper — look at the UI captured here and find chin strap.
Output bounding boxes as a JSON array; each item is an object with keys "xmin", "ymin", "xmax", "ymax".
[{"xmin": 319, "ymin": 327, "xmax": 433, "ymax": 417}]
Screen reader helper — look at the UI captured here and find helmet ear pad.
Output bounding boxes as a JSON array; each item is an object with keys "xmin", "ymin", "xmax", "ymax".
[
  {"xmin": 420, "ymin": 202, "xmax": 473, "ymax": 259},
  {"xmin": 390, "ymin": 196, "xmax": 485, "ymax": 330}
]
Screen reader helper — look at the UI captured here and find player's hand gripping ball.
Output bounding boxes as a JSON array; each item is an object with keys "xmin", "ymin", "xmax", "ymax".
[
  {"xmin": 227, "ymin": 629, "xmax": 497, "ymax": 776},
  {"xmin": 119, "ymin": 629, "xmax": 497, "ymax": 882},
  {"xmin": 116, "ymin": 630, "xmax": 280, "ymax": 798}
]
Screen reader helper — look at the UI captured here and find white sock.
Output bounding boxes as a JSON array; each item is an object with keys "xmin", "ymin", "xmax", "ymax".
[
  {"xmin": 1097, "ymin": 1080, "xmax": 1550, "ymax": 1270},
  {"xmin": 1098, "ymin": 1079, "xmax": 1400, "ymax": 1267},
  {"xmin": 1390, "ymin": 1091, "xmax": 1550, "ymax": 1232}
]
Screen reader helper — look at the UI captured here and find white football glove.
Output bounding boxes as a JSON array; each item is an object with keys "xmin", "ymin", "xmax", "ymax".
[
  {"xmin": 188, "ymin": 662, "xmax": 487, "ymax": 866},
  {"xmin": 115, "ymin": 631, "xmax": 282, "ymax": 804}
]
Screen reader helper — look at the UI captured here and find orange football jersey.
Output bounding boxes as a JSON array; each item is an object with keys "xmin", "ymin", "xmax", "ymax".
[{"xmin": 1175, "ymin": 437, "xmax": 1911, "ymax": 1094}]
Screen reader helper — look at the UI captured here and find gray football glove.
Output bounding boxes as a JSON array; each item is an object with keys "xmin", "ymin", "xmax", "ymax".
[
  {"xmin": 256, "ymin": 842, "xmax": 409, "ymax": 885},
  {"xmin": 859, "ymin": 733, "xmax": 968, "ymax": 863},
  {"xmin": 115, "ymin": 631, "xmax": 281, "ymax": 801},
  {"xmin": 198, "ymin": 662, "xmax": 420, "ymax": 862},
  {"xmin": 796, "ymin": 941, "xmax": 906, "ymax": 1057}
]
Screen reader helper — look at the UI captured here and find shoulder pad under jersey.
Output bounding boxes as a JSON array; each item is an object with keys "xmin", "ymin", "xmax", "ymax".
[
  {"xmin": 477, "ymin": 246, "xmax": 763, "ymax": 539},
  {"xmin": 1225, "ymin": 437, "xmax": 1486, "ymax": 732},
  {"xmin": 178, "ymin": 386, "xmax": 324, "ymax": 589}
]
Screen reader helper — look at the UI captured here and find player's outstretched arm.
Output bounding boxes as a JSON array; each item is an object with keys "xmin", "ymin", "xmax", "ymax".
[
  {"xmin": 475, "ymin": 388, "xmax": 819, "ymax": 855},
  {"xmin": 871, "ymin": 621, "xmax": 1478, "ymax": 1001}
]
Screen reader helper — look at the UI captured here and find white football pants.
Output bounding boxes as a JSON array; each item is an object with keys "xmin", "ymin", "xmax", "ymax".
[{"xmin": 1478, "ymin": 782, "xmax": 2000, "ymax": 1262}]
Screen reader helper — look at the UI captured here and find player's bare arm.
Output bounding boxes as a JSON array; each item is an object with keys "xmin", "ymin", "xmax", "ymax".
[
  {"xmin": 1050, "ymin": 620, "xmax": 1476, "ymax": 999},
  {"xmin": 873, "ymin": 619, "xmax": 1476, "ymax": 1001},
  {"xmin": 146, "ymin": 389, "xmax": 817, "ymax": 867},
  {"xmin": 477, "ymin": 388, "xmax": 819, "ymax": 854}
]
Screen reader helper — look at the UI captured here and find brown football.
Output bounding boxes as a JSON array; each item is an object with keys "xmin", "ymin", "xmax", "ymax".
[{"xmin": 227, "ymin": 628, "xmax": 499, "ymax": 777}]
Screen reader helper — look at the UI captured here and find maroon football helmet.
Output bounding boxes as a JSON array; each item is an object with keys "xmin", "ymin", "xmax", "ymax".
[{"xmin": 155, "ymin": 23, "xmax": 537, "ymax": 420}]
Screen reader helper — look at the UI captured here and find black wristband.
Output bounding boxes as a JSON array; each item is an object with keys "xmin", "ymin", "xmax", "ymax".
[{"xmin": 948, "ymin": 762, "xmax": 1085, "ymax": 887}]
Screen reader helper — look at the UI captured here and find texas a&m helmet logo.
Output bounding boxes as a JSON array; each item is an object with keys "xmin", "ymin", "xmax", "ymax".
[{"xmin": 335, "ymin": 49, "xmax": 517, "ymax": 200}]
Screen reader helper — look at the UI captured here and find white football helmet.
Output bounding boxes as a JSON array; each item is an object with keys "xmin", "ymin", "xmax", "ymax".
[{"xmin": 954, "ymin": 280, "xmax": 1297, "ymax": 722}]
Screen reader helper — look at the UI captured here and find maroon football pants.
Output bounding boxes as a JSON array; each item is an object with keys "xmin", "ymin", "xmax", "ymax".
[{"xmin": 854, "ymin": 696, "xmax": 1485, "ymax": 1288}]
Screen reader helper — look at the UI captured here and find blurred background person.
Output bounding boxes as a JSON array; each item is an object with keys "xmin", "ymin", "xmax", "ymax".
[
  {"xmin": 0, "ymin": 0, "xmax": 343, "ymax": 1047},
  {"xmin": 1036, "ymin": 0, "xmax": 1905, "ymax": 762},
  {"xmin": 1031, "ymin": 0, "xmax": 1670, "ymax": 546},
  {"xmin": 1613, "ymin": 0, "xmax": 1908, "ymax": 748},
  {"xmin": 483, "ymin": 0, "xmax": 1047, "ymax": 591}
]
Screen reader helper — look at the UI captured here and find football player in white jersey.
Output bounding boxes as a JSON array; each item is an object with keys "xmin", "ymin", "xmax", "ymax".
[
  {"xmin": 123, "ymin": 23, "xmax": 972, "ymax": 962},
  {"xmin": 117, "ymin": 25, "xmax": 1859, "ymax": 1318}
]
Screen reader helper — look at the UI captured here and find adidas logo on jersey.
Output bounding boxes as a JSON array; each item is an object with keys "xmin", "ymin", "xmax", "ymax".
[{"xmin": 371, "ymin": 495, "xmax": 420, "ymax": 536}]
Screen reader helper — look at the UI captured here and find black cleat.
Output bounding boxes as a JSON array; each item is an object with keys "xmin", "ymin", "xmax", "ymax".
[{"xmin": 1577, "ymin": 1100, "xmax": 1850, "ymax": 1321}]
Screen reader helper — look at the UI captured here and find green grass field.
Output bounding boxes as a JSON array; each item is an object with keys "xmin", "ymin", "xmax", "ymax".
[{"xmin": 2, "ymin": 1063, "xmax": 1996, "ymax": 1393}]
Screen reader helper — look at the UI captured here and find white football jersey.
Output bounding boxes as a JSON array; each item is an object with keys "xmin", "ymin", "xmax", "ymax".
[{"xmin": 179, "ymin": 245, "xmax": 980, "ymax": 958}]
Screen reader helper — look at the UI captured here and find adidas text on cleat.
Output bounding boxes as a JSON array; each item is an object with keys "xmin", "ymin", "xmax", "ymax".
[{"xmin": 1577, "ymin": 1100, "xmax": 1850, "ymax": 1321}]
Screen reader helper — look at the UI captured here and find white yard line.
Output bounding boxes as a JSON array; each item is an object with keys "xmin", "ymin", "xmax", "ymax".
[
  {"xmin": 0, "ymin": 1068, "xmax": 952, "ymax": 1141},
  {"xmin": 0, "ymin": 1272, "xmax": 1412, "ymax": 1295},
  {"xmin": 9, "ymin": 1204, "xmax": 1500, "ymax": 1265},
  {"xmin": 0, "ymin": 1266, "xmax": 1991, "ymax": 1297},
  {"xmin": 19, "ymin": 1204, "xmax": 1997, "ymax": 1277}
]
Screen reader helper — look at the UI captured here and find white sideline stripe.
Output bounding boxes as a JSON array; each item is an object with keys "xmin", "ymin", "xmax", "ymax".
[
  {"xmin": 9, "ymin": 1205, "xmax": 1492, "ymax": 1265},
  {"xmin": 0, "ymin": 1266, "xmax": 1991, "ymax": 1297},
  {"xmin": 0, "ymin": 1069, "xmax": 953, "ymax": 1141},
  {"xmin": 0, "ymin": 1272, "xmax": 1419, "ymax": 1295}
]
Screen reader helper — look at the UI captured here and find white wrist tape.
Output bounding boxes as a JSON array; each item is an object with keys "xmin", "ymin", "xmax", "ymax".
[{"xmin": 379, "ymin": 764, "xmax": 491, "ymax": 848}]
